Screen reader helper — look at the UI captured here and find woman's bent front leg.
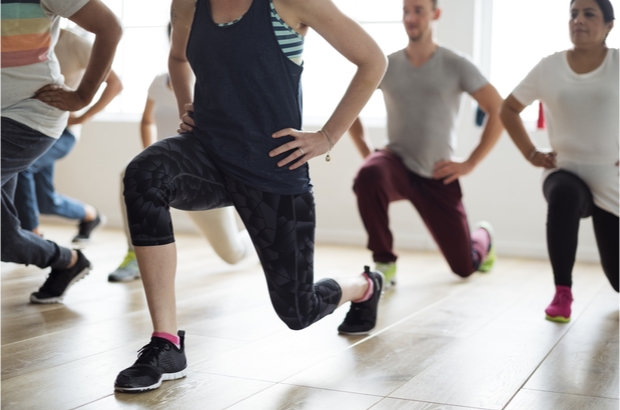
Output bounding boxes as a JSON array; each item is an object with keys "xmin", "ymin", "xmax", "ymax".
[{"xmin": 123, "ymin": 135, "xmax": 233, "ymax": 333}]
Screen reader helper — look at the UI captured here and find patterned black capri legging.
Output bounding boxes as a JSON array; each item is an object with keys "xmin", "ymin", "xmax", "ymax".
[{"xmin": 123, "ymin": 134, "xmax": 342, "ymax": 330}]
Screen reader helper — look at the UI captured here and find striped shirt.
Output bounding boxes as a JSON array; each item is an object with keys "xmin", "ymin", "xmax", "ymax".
[
  {"xmin": 217, "ymin": 0, "xmax": 304, "ymax": 65},
  {"xmin": 1, "ymin": 0, "xmax": 89, "ymax": 138},
  {"xmin": 1, "ymin": 0, "xmax": 53, "ymax": 68}
]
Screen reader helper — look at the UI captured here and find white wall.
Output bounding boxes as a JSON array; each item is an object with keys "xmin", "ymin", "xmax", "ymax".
[{"xmin": 54, "ymin": 0, "xmax": 599, "ymax": 262}]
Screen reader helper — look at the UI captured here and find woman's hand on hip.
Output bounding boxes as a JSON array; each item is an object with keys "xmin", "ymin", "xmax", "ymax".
[
  {"xmin": 270, "ymin": 128, "xmax": 330, "ymax": 170},
  {"xmin": 178, "ymin": 103, "xmax": 195, "ymax": 133}
]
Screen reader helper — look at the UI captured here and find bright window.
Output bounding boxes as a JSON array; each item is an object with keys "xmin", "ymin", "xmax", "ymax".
[
  {"xmin": 303, "ymin": 0, "xmax": 405, "ymax": 122},
  {"xmin": 79, "ymin": 0, "xmax": 406, "ymax": 120},
  {"xmin": 81, "ymin": 0, "xmax": 619, "ymax": 124}
]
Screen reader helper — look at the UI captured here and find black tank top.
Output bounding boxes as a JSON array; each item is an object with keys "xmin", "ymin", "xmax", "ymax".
[{"xmin": 187, "ymin": 0, "xmax": 310, "ymax": 195}]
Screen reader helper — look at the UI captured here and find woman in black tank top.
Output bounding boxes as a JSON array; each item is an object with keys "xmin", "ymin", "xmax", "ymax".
[{"xmin": 114, "ymin": 0, "xmax": 387, "ymax": 393}]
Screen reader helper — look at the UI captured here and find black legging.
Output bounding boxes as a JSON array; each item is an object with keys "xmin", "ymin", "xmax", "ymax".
[
  {"xmin": 543, "ymin": 170, "xmax": 619, "ymax": 291},
  {"xmin": 123, "ymin": 134, "xmax": 342, "ymax": 330}
]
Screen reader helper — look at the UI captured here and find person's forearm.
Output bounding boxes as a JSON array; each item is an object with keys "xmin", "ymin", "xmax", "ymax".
[
  {"xmin": 322, "ymin": 57, "xmax": 387, "ymax": 146},
  {"xmin": 168, "ymin": 59, "xmax": 194, "ymax": 118},
  {"xmin": 75, "ymin": 28, "xmax": 122, "ymax": 106},
  {"xmin": 500, "ymin": 107, "xmax": 536, "ymax": 159},
  {"xmin": 168, "ymin": 0, "xmax": 195, "ymax": 118},
  {"xmin": 75, "ymin": 71, "xmax": 123, "ymax": 122},
  {"xmin": 140, "ymin": 123, "xmax": 156, "ymax": 148},
  {"xmin": 466, "ymin": 112, "xmax": 503, "ymax": 167},
  {"xmin": 348, "ymin": 118, "xmax": 373, "ymax": 158}
]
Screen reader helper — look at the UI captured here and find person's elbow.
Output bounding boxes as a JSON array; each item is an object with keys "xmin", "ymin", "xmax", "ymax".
[
  {"xmin": 108, "ymin": 20, "xmax": 123, "ymax": 44},
  {"xmin": 111, "ymin": 80, "xmax": 123, "ymax": 99},
  {"xmin": 376, "ymin": 53, "xmax": 388, "ymax": 74},
  {"xmin": 372, "ymin": 53, "xmax": 388, "ymax": 82},
  {"xmin": 102, "ymin": 71, "xmax": 123, "ymax": 100},
  {"xmin": 478, "ymin": 84, "xmax": 503, "ymax": 117},
  {"xmin": 97, "ymin": 13, "xmax": 123, "ymax": 44},
  {"xmin": 499, "ymin": 99, "xmax": 514, "ymax": 126},
  {"xmin": 359, "ymin": 46, "xmax": 387, "ymax": 84}
]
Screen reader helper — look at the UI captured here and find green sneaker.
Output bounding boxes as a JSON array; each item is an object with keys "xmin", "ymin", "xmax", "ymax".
[
  {"xmin": 374, "ymin": 262, "xmax": 396, "ymax": 289},
  {"xmin": 475, "ymin": 221, "xmax": 495, "ymax": 273},
  {"xmin": 108, "ymin": 251, "xmax": 140, "ymax": 282}
]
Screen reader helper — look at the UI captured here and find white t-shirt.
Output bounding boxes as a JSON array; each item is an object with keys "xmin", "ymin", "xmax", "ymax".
[
  {"xmin": 55, "ymin": 29, "xmax": 93, "ymax": 140},
  {"xmin": 1, "ymin": 0, "xmax": 90, "ymax": 139},
  {"xmin": 147, "ymin": 73, "xmax": 180, "ymax": 141},
  {"xmin": 511, "ymin": 49, "xmax": 619, "ymax": 216},
  {"xmin": 56, "ymin": 29, "xmax": 92, "ymax": 90}
]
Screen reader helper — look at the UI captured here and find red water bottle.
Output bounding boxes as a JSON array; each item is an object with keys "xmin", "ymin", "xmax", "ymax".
[{"xmin": 537, "ymin": 101, "xmax": 545, "ymax": 129}]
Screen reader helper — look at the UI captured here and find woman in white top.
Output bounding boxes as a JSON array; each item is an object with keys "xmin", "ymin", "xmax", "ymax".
[{"xmin": 501, "ymin": 0, "xmax": 618, "ymax": 323}]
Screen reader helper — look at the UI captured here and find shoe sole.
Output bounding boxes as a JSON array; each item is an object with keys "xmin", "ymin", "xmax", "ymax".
[
  {"xmin": 108, "ymin": 274, "xmax": 141, "ymax": 283},
  {"xmin": 545, "ymin": 314, "xmax": 570, "ymax": 323},
  {"xmin": 29, "ymin": 265, "xmax": 92, "ymax": 304},
  {"xmin": 114, "ymin": 369, "xmax": 188, "ymax": 393},
  {"xmin": 475, "ymin": 221, "xmax": 495, "ymax": 273},
  {"xmin": 478, "ymin": 246, "xmax": 495, "ymax": 273},
  {"xmin": 383, "ymin": 278, "xmax": 397, "ymax": 290}
]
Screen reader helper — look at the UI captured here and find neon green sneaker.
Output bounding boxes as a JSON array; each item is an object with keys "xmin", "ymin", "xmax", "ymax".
[
  {"xmin": 374, "ymin": 261, "xmax": 396, "ymax": 289},
  {"xmin": 108, "ymin": 250, "xmax": 140, "ymax": 282},
  {"xmin": 475, "ymin": 221, "xmax": 495, "ymax": 273}
]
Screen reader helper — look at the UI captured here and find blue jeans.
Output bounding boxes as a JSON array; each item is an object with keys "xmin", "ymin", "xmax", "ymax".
[
  {"xmin": 1, "ymin": 117, "xmax": 72, "ymax": 269},
  {"xmin": 14, "ymin": 128, "xmax": 85, "ymax": 230}
]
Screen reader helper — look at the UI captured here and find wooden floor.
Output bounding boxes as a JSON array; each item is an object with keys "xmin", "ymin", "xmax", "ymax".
[{"xmin": 1, "ymin": 225, "xmax": 618, "ymax": 410}]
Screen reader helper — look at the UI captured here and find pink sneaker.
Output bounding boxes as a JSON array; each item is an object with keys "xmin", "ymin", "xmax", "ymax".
[{"xmin": 545, "ymin": 285, "xmax": 573, "ymax": 323}]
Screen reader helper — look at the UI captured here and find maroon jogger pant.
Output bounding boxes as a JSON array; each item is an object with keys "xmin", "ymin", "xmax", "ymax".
[{"xmin": 353, "ymin": 150, "xmax": 489, "ymax": 277}]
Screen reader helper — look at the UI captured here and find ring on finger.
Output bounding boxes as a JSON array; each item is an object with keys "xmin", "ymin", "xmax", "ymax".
[{"xmin": 299, "ymin": 148, "xmax": 305, "ymax": 155}]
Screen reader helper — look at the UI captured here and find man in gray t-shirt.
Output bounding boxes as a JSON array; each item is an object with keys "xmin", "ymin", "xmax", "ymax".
[{"xmin": 349, "ymin": 0, "xmax": 504, "ymax": 287}]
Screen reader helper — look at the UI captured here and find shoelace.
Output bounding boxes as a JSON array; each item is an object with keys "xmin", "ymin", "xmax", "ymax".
[{"xmin": 135, "ymin": 339, "xmax": 170, "ymax": 365}]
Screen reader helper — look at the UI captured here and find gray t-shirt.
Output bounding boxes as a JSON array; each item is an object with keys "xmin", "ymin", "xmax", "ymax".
[{"xmin": 381, "ymin": 47, "xmax": 488, "ymax": 177}]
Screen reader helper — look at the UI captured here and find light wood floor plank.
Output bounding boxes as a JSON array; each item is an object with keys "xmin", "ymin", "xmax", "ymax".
[
  {"xmin": 370, "ymin": 398, "xmax": 485, "ymax": 409},
  {"xmin": 523, "ymin": 287, "xmax": 619, "ymax": 399},
  {"xmin": 387, "ymin": 264, "xmax": 607, "ymax": 410},
  {"xmin": 225, "ymin": 384, "xmax": 382, "ymax": 410},
  {"xmin": 504, "ymin": 389, "xmax": 619, "ymax": 410},
  {"xmin": 1, "ymin": 334, "xmax": 247, "ymax": 410},
  {"xmin": 280, "ymin": 262, "xmax": 541, "ymax": 397},
  {"xmin": 2, "ymin": 225, "xmax": 615, "ymax": 410},
  {"xmin": 77, "ymin": 373, "xmax": 273, "ymax": 410}
]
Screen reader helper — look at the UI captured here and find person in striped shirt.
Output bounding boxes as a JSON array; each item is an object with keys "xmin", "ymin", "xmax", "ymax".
[{"xmin": 1, "ymin": 0, "xmax": 122, "ymax": 304}]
